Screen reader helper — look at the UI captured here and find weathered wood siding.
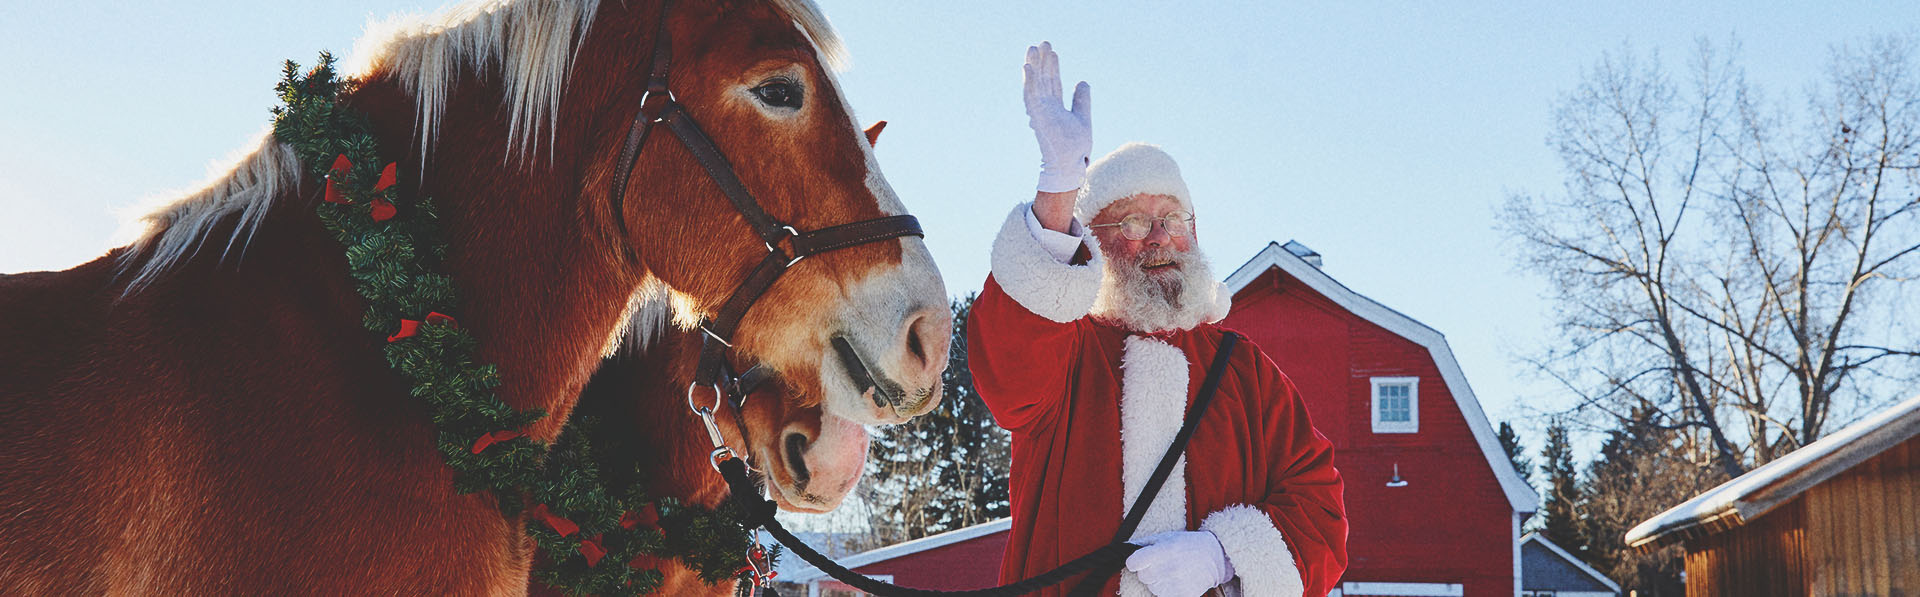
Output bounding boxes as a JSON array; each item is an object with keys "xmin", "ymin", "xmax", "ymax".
[
  {"xmin": 1804, "ymin": 435, "xmax": 1920, "ymax": 596},
  {"xmin": 1683, "ymin": 498, "xmax": 1806, "ymax": 596},
  {"xmin": 1681, "ymin": 435, "xmax": 1920, "ymax": 596}
]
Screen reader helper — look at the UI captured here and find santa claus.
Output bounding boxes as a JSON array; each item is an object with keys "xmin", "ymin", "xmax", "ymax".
[{"xmin": 966, "ymin": 42, "xmax": 1348, "ymax": 597}]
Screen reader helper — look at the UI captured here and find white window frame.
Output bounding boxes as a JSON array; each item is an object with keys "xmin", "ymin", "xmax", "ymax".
[{"xmin": 1370, "ymin": 376, "xmax": 1420, "ymax": 433}]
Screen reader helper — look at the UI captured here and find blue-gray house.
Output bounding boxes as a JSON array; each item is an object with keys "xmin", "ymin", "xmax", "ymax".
[{"xmin": 1520, "ymin": 533, "xmax": 1621, "ymax": 597}]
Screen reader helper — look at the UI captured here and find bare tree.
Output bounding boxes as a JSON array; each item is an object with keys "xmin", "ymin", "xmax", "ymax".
[{"xmin": 1505, "ymin": 36, "xmax": 1920, "ymax": 476}]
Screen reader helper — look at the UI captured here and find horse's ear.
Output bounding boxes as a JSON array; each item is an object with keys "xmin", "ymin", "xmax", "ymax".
[{"xmin": 863, "ymin": 120, "xmax": 887, "ymax": 147}]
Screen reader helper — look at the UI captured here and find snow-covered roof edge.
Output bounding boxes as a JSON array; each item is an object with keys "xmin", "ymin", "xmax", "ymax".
[
  {"xmin": 1624, "ymin": 392, "xmax": 1920, "ymax": 550},
  {"xmin": 1223, "ymin": 241, "xmax": 1541, "ymax": 514},
  {"xmin": 781, "ymin": 518, "xmax": 1013, "ymax": 584},
  {"xmin": 1520, "ymin": 532, "xmax": 1623, "ymax": 593}
]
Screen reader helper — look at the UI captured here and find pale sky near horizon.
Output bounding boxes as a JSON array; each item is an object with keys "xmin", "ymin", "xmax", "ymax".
[{"xmin": 2, "ymin": 1, "xmax": 1915, "ymax": 462}]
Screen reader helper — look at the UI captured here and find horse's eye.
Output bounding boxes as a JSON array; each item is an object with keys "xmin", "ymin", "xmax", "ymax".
[{"xmin": 752, "ymin": 81, "xmax": 803, "ymax": 109}]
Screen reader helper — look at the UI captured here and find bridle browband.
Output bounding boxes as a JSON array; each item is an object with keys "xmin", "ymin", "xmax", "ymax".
[{"xmin": 606, "ymin": 0, "xmax": 924, "ymax": 433}]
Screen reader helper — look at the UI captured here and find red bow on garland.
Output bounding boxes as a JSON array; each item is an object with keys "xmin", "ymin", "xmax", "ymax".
[
  {"xmin": 579, "ymin": 534, "xmax": 608, "ymax": 567},
  {"xmin": 324, "ymin": 156, "xmax": 400, "ymax": 222},
  {"xmin": 323, "ymin": 154, "xmax": 353, "ymax": 204},
  {"xmin": 369, "ymin": 162, "xmax": 399, "ymax": 221},
  {"xmin": 528, "ymin": 503, "xmax": 580, "ymax": 537},
  {"xmin": 387, "ymin": 311, "xmax": 457, "ymax": 342},
  {"xmin": 470, "ymin": 429, "xmax": 524, "ymax": 455}
]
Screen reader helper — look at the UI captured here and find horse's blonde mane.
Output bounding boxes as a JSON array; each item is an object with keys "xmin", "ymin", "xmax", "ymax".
[
  {"xmin": 349, "ymin": 0, "xmax": 603, "ymax": 164},
  {"xmin": 117, "ymin": 134, "xmax": 303, "ymax": 291},
  {"xmin": 119, "ymin": 0, "xmax": 846, "ymax": 292},
  {"xmin": 771, "ymin": 0, "xmax": 849, "ymax": 71}
]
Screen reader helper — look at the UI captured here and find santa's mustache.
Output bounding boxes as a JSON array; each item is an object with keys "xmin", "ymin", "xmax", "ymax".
[
  {"xmin": 1093, "ymin": 240, "xmax": 1218, "ymax": 333},
  {"xmin": 1130, "ymin": 246, "xmax": 1185, "ymax": 270}
]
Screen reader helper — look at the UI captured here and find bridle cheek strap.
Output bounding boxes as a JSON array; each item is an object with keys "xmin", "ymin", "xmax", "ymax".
[
  {"xmin": 601, "ymin": 0, "xmax": 924, "ymax": 394},
  {"xmin": 606, "ymin": 0, "xmax": 675, "ymax": 243}
]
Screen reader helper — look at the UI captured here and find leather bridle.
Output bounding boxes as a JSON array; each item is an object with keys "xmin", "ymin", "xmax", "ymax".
[{"xmin": 607, "ymin": 0, "xmax": 925, "ymax": 452}]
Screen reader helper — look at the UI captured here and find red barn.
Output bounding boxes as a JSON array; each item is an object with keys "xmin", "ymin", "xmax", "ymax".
[
  {"xmin": 784, "ymin": 241, "xmax": 1540, "ymax": 597},
  {"xmin": 1220, "ymin": 241, "xmax": 1541, "ymax": 597},
  {"xmin": 780, "ymin": 519, "xmax": 1012, "ymax": 596}
]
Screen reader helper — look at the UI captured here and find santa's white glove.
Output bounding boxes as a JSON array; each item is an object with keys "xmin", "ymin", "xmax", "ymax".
[
  {"xmin": 1022, "ymin": 41, "xmax": 1092, "ymax": 193},
  {"xmin": 1124, "ymin": 530, "xmax": 1236, "ymax": 597}
]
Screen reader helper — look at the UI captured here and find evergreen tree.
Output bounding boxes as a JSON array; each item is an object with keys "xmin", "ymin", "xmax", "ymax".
[
  {"xmin": 1497, "ymin": 421, "xmax": 1533, "ymax": 485},
  {"xmin": 862, "ymin": 294, "xmax": 1011, "ymax": 545},
  {"xmin": 1536, "ymin": 422, "xmax": 1583, "ymax": 555},
  {"xmin": 1578, "ymin": 407, "xmax": 1728, "ymax": 597}
]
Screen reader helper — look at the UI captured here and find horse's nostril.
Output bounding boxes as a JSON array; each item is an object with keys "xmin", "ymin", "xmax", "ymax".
[
  {"xmin": 784, "ymin": 432, "xmax": 811, "ymax": 484},
  {"xmin": 901, "ymin": 309, "xmax": 948, "ymax": 371},
  {"xmin": 906, "ymin": 320, "xmax": 927, "ymax": 364}
]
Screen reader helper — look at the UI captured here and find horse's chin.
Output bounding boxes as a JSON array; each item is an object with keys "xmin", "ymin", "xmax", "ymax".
[{"xmin": 761, "ymin": 411, "xmax": 869, "ymax": 514}]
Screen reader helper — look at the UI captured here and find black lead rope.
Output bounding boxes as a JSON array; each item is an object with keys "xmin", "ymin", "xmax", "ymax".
[
  {"xmin": 720, "ymin": 332, "xmax": 1241, "ymax": 597},
  {"xmin": 1065, "ymin": 331, "xmax": 1240, "ymax": 596}
]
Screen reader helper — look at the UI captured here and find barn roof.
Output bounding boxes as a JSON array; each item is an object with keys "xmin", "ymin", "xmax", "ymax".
[
  {"xmin": 1625, "ymin": 392, "xmax": 1920, "ymax": 550},
  {"xmin": 1520, "ymin": 533, "xmax": 1621, "ymax": 594},
  {"xmin": 780, "ymin": 518, "xmax": 1012, "ymax": 585},
  {"xmin": 1223, "ymin": 241, "xmax": 1541, "ymax": 514}
]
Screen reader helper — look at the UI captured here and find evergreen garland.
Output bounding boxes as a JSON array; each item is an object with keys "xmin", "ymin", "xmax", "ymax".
[
  {"xmin": 272, "ymin": 54, "xmax": 763, "ymax": 596},
  {"xmin": 528, "ymin": 420, "xmax": 779, "ymax": 596}
]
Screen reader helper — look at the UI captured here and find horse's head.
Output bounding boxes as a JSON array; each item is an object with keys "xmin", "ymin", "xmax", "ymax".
[
  {"xmin": 692, "ymin": 344, "xmax": 869, "ymax": 515},
  {"xmin": 583, "ymin": 1, "xmax": 951, "ymax": 426},
  {"xmin": 591, "ymin": 320, "xmax": 870, "ymax": 515}
]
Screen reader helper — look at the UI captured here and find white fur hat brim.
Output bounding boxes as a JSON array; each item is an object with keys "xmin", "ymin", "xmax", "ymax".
[{"xmin": 1076, "ymin": 142, "xmax": 1194, "ymax": 224}]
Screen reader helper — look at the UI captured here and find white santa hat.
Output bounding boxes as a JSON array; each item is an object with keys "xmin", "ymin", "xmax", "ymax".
[{"xmin": 1075, "ymin": 142, "xmax": 1195, "ymax": 224}]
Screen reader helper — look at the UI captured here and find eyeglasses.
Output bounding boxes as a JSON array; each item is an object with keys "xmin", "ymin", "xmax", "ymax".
[{"xmin": 1088, "ymin": 210, "xmax": 1193, "ymax": 241}]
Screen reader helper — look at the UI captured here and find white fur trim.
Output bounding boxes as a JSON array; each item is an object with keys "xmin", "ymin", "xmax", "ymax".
[
  {"xmin": 1077, "ymin": 143, "xmax": 1194, "ymax": 224},
  {"xmin": 1117, "ymin": 336, "xmax": 1191, "ymax": 597},
  {"xmin": 990, "ymin": 203, "xmax": 1105, "ymax": 323},
  {"xmin": 1202, "ymin": 504, "xmax": 1305, "ymax": 597}
]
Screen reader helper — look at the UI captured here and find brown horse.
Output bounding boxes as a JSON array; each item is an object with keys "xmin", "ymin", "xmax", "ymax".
[
  {"xmin": 0, "ymin": 0, "xmax": 947, "ymax": 594},
  {"xmin": 533, "ymin": 304, "xmax": 873, "ymax": 596}
]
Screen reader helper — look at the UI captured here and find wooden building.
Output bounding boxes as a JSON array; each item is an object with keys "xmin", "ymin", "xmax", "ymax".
[
  {"xmin": 1222, "ymin": 241, "xmax": 1540, "ymax": 597},
  {"xmin": 1624, "ymin": 392, "xmax": 1920, "ymax": 596}
]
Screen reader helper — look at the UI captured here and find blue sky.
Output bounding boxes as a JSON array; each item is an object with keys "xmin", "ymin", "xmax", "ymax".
[{"xmin": 2, "ymin": 1, "xmax": 1915, "ymax": 458}]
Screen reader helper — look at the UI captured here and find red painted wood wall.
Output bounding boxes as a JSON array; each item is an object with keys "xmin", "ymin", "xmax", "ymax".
[
  {"xmin": 1222, "ymin": 268, "xmax": 1517, "ymax": 597},
  {"xmin": 814, "ymin": 530, "xmax": 1011, "ymax": 593}
]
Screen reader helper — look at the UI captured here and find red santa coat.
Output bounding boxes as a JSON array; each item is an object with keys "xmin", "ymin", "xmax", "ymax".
[{"xmin": 968, "ymin": 205, "xmax": 1347, "ymax": 597}]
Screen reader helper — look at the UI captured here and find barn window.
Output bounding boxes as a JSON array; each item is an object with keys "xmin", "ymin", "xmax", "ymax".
[{"xmin": 1371, "ymin": 377, "xmax": 1419, "ymax": 433}]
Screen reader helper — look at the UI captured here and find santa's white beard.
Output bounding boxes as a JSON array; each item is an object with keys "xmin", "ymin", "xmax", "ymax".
[{"xmin": 1091, "ymin": 244, "xmax": 1220, "ymax": 333}]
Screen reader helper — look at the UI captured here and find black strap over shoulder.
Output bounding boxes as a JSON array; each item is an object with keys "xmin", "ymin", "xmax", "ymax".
[
  {"xmin": 721, "ymin": 332, "xmax": 1243, "ymax": 597},
  {"xmin": 1067, "ymin": 331, "xmax": 1240, "ymax": 596}
]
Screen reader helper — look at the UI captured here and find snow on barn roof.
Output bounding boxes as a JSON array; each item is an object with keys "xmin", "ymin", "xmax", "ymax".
[
  {"xmin": 1624, "ymin": 392, "xmax": 1920, "ymax": 550},
  {"xmin": 1224, "ymin": 241, "xmax": 1541, "ymax": 514}
]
